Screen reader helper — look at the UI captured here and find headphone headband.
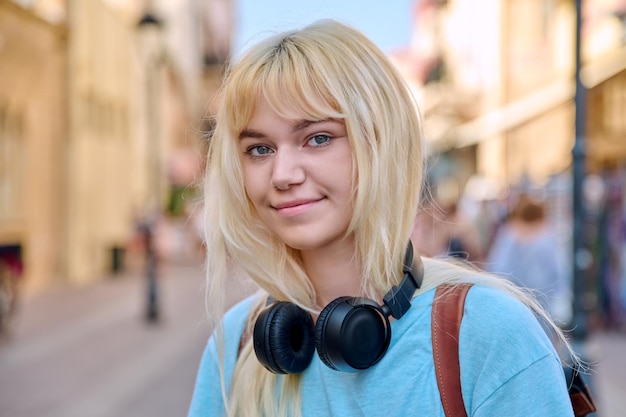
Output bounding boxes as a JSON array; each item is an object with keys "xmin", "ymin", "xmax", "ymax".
[{"xmin": 381, "ymin": 241, "xmax": 423, "ymax": 319}]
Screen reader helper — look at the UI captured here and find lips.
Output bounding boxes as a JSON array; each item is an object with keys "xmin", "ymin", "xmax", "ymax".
[{"xmin": 273, "ymin": 198, "xmax": 322, "ymax": 210}]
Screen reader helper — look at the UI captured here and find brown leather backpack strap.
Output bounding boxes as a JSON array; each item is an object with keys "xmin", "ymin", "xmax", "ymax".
[
  {"xmin": 432, "ymin": 283, "xmax": 472, "ymax": 417},
  {"xmin": 566, "ymin": 367, "xmax": 598, "ymax": 417},
  {"xmin": 239, "ymin": 323, "xmax": 251, "ymax": 357}
]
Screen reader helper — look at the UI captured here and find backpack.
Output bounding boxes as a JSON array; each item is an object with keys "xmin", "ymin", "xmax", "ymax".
[{"xmin": 432, "ymin": 284, "xmax": 597, "ymax": 417}]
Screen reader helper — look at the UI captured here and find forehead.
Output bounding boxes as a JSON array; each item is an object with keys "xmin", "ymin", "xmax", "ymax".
[
  {"xmin": 262, "ymin": 84, "xmax": 341, "ymax": 121},
  {"xmin": 236, "ymin": 91, "xmax": 343, "ymax": 135},
  {"xmin": 243, "ymin": 97, "xmax": 346, "ymax": 137},
  {"xmin": 228, "ymin": 76, "xmax": 343, "ymax": 129},
  {"xmin": 242, "ymin": 97, "xmax": 296, "ymax": 134}
]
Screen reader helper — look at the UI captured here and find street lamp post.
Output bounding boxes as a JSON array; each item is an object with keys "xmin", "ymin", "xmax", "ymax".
[
  {"xmin": 570, "ymin": 3, "xmax": 597, "ymax": 412},
  {"xmin": 571, "ymin": 0, "xmax": 588, "ymax": 345},
  {"xmin": 137, "ymin": 10, "xmax": 164, "ymax": 323}
]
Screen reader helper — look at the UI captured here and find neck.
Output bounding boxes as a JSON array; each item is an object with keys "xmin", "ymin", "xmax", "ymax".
[{"xmin": 300, "ymin": 237, "xmax": 361, "ymax": 308}]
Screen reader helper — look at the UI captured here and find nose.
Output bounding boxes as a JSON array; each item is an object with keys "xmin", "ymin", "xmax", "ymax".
[{"xmin": 271, "ymin": 148, "xmax": 305, "ymax": 190}]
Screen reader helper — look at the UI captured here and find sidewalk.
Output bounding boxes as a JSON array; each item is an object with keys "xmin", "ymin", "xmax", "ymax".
[
  {"xmin": 585, "ymin": 330, "xmax": 626, "ymax": 417},
  {"xmin": 0, "ymin": 259, "xmax": 255, "ymax": 417}
]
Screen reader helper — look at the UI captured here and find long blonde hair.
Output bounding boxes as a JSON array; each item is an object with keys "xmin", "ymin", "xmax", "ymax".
[{"xmin": 202, "ymin": 19, "xmax": 576, "ymax": 417}]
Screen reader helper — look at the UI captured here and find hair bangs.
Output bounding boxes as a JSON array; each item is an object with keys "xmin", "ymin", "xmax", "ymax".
[
  {"xmin": 268, "ymin": 34, "xmax": 344, "ymax": 121},
  {"xmin": 220, "ymin": 68, "xmax": 260, "ymax": 138},
  {"xmin": 258, "ymin": 54, "xmax": 343, "ymax": 122}
]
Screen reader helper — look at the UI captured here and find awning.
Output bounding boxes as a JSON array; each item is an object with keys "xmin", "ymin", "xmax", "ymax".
[
  {"xmin": 581, "ymin": 45, "xmax": 626, "ymax": 88},
  {"xmin": 431, "ymin": 45, "xmax": 626, "ymax": 150},
  {"xmin": 439, "ymin": 81, "xmax": 574, "ymax": 149}
]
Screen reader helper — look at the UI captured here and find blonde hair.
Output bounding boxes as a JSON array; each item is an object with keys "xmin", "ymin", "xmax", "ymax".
[{"xmin": 202, "ymin": 19, "xmax": 577, "ymax": 417}]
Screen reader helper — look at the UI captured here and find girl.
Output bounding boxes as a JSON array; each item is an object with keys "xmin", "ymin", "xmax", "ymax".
[{"xmin": 188, "ymin": 19, "xmax": 577, "ymax": 417}]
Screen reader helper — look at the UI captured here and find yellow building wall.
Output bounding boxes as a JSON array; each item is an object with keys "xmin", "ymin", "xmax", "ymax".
[
  {"xmin": 1, "ymin": 0, "xmax": 213, "ymax": 291},
  {"xmin": 506, "ymin": 105, "xmax": 574, "ymax": 185},
  {"xmin": 64, "ymin": 0, "xmax": 143, "ymax": 283},
  {"xmin": 0, "ymin": 0, "xmax": 67, "ymax": 292},
  {"xmin": 473, "ymin": 0, "xmax": 576, "ymax": 187},
  {"xmin": 587, "ymin": 71, "xmax": 626, "ymax": 169}
]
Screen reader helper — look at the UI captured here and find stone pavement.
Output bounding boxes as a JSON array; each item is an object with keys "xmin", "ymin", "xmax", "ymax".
[
  {"xmin": 0, "ymin": 258, "xmax": 624, "ymax": 417},
  {"xmin": 584, "ymin": 330, "xmax": 626, "ymax": 417},
  {"xmin": 0, "ymin": 259, "xmax": 255, "ymax": 417}
]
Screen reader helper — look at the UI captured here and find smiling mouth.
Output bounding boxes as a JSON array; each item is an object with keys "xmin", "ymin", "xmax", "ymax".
[{"xmin": 273, "ymin": 198, "xmax": 324, "ymax": 211}]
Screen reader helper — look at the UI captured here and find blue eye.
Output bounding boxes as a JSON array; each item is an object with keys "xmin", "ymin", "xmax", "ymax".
[
  {"xmin": 308, "ymin": 135, "xmax": 331, "ymax": 147},
  {"xmin": 245, "ymin": 145, "xmax": 273, "ymax": 157}
]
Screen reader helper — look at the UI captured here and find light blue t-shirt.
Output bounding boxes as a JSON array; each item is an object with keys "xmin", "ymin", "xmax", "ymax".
[{"xmin": 187, "ymin": 285, "xmax": 574, "ymax": 416}]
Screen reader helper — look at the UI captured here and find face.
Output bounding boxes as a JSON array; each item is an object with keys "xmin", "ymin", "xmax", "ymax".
[{"xmin": 239, "ymin": 98, "xmax": 355, "ymax": 252}]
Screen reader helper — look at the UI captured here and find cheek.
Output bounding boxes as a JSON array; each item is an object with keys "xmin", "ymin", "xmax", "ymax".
[
  {"xmin": 242, "ymin": 165, "xmax": 265, "ymax": 207},
  {"xmin": 333, "ymin": 151, "xmax": 355, "ymax": 197}
]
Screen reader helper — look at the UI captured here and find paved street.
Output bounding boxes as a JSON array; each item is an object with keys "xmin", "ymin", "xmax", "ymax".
[
  {"xmin": 0, "ymin": 258, "xmax": 625, "ymax": 417},
  {"xmin": 585, "ymin": 331, "xmax": 626, "ymax": 417},
  {"xmin": 0, "ymin": 259, "xmax": 256, "ymax": 417}
]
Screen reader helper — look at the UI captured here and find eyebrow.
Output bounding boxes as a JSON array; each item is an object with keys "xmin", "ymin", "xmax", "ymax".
[
  {"xmin": 239, "ymin": 119, "xmax": 333, "ymax": 140},
  {"xmin": 239, "ymin": 128, "xmax": 265, "ymax": 139}
]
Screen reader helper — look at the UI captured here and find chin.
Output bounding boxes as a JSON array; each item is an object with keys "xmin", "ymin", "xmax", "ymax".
[
  {"xmin": 271, "ymin": 222, "xmax": 352, "ymax": 252},
  {"xmin": 283, "ymin": 239, "xmax": 325, "ymax": 252},
  {"xmin": 279, "ymin": 232, "xmax": 350, "ymax": 253}
]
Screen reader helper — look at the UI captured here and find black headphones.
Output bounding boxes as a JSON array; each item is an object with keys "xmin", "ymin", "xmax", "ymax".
[{"xmin": 253, "ymin": 241, "xmax": 423, "ymax": 374}]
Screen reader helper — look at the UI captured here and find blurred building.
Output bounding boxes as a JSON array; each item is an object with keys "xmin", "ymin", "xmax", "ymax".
[
  {"xmin": 393, "ymin": 0, "xmax": 626, "ymax": 192},
  {"xmin": 393, "ymin": 0, "xmax": 626, "ymax": 328},
  {"xmin": 0, "ymin": 0, "xmax": 231, "ymax": 293},
  {"xmin": 0, "ymin": 0, "xmax": 67, "ymax": 292}
]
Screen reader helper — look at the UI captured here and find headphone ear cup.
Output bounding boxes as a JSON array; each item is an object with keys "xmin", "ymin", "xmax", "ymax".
[
  {"xmin": 314, "ymin": 297, "xmax": 349, "ymax": 370},
  {"xmin": 315, "ymin": 297, "xmax": 391, "ymax": 372},
  {"xmin": 253, "ymin": 301, "xmax": 315, "ymax": 374}
]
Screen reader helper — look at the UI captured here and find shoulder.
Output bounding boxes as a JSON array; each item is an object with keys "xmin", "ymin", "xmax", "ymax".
[
  {"xmin": 210, "ymin": 294, "xmax": 261, "ymax": 361},
  {"xmin": 223, "ymin": 294, "xmax": 258, "ymax": 331},
  {"xmin": 425, "ymin": 282, "xmax": 547, "ymax": 348},
  {"xmin": 199, "ymin": 294, "xmax": 259, "ymax": 376},
  {"xmin": 187, "ymin": 294, "xmax": 258, "ymax": 417},
  {"xmin": 464, "ymin": 285, "xmax": 533, "ymax": 322},
  {"xmin": 458, "ymin": 285, "xmax": 568, "ymax": 413},
  {"xmin": 462, "ymin": 284, "xmax": 551, "ymax": 349},
  {"xmin": 200, "ymin": 293, "xmax": 258, "ymax": 367}
]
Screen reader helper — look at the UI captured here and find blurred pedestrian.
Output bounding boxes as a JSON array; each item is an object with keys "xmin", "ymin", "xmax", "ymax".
[
  {"xmin": 412, "ymin": 196, "xmax": 484, "ymax": 262},
  {"xmin": 486, "ymin": 193, "xmax": 572, "ymax": 325},
  {"xmin": 188, "ymin": 19, "xmax": 578, "ymax": 417},
  {"xmin": 439, "ymin": 199, "xmax": 484, "ymax": 261}
]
